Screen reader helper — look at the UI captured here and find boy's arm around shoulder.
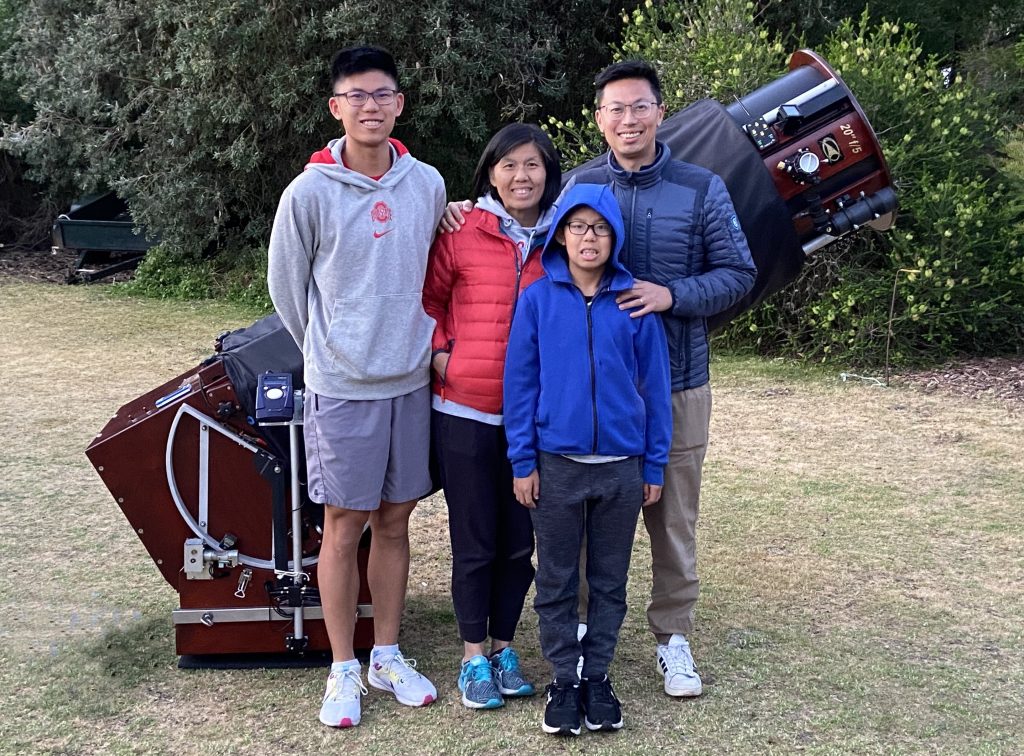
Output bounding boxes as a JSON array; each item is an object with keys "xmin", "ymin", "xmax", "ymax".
[
  {"xmin": 267, "ymin": 179, "xmax": 317, "ymax": 350},
  {"xmin": 503, "ymin": 288, "xmax": 542, "ymax": 478},
  {"xmin": 636, "ymin": 311, "xmax": 673, "ymax": 486},
  {"xmin": 667, "ymin": 174, "xmax": 757, "ymax": 320}
]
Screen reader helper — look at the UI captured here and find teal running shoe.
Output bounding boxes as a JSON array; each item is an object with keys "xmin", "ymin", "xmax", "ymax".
[
  {"xmin": 458, "ymin": 655, "xmax": 504, "ymax": 709},
  {"xmin": 491, "ymin": 647, "xmax": 535, "ymax": 697}
]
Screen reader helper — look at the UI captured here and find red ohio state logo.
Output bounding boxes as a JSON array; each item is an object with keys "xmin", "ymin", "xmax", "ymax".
[{"xmin": 371, "ymin": 201, "xmax": 392, "ymax": 223}]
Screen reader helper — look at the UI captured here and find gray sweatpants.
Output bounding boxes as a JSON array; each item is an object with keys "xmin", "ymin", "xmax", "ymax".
[{"xmin": 532, "ymin": 452, "xmax": 643, "ymax": 684}]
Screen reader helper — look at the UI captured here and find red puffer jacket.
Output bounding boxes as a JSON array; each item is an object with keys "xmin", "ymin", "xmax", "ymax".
[{"xmin": 423, "ymin": 209, "xmax": 546, "ymax": 414}]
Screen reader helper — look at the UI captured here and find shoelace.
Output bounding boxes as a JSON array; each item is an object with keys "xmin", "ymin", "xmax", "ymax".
[
  {"xmin": 468, "ymin": 660, "xmax": 497, "ymax": 684},
  {"xmin": 494, "ymin": 648, "xmax": 520, "ymax": 672},
  {"xmin": 548, "ymin": 683, "xmax": 578, "ymax": 706},
  {"xmin": 661, "ymin": 643, "xmax": 696, "ymax": 676},
  {"xmin": 325, "ymin": 667, "xmax": 368, "ymax": 702},
  {"xmin": 381, "ymin": 652, "xmax": 422, "ymax": 680}
]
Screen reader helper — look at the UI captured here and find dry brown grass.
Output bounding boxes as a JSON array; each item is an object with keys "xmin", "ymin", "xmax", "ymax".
[{"xmin": 1, "ymin": 279, "xmax": 1021, "ymax": 755}]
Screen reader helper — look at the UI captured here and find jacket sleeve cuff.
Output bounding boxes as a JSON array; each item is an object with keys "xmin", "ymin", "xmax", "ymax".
[
  {"xmin": 512, "ymin": 459, "xmax": 537, "ymax": 479},
  {"xmin": 643, "ymin": 461, "xmax": 665, "ymax": 486}
]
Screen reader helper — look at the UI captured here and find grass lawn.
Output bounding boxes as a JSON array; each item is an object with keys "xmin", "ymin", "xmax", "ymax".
[{"xmin": 1, "ymin": 279, "xmax": 1021, "ymax": 755}]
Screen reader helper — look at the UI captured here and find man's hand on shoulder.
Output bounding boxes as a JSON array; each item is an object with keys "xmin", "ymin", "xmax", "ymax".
[
  {"xmin": 438, "ymin": 200, "xmax": 474, "ymax": 234},
  {"xmin": 617, "ymin": 280, "xmax": 673, "ymax": 318}
]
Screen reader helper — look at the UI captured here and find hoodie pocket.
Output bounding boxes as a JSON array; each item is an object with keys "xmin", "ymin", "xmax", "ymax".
[{"xmin": 324, "ymin": 293, "xmax": 434, "ymax": 382}]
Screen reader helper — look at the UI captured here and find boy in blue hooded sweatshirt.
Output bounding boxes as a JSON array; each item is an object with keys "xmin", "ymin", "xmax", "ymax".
[{"xmin": 504, "ymin": 183, "xmax": 672, "ymax": 736}]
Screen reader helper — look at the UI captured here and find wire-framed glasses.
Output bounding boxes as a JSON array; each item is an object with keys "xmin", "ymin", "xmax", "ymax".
[
  {"xmin": 597, "ymin": 101, "xmax": 660, "ymax": 120},
  {"xmin": 332, "ymin": 88, "xmax": 399, "ymax": 107}
]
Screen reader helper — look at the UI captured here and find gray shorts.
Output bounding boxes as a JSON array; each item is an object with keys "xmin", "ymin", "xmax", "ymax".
[{"xmin": 304, "ymin": 385, "xmax": 432, "ymax": 511}]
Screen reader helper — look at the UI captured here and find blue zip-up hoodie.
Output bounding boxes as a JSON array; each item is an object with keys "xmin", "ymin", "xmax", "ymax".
[{"xmin": 503, "ymin": 183, "xmax": 672, "ymax": 486}]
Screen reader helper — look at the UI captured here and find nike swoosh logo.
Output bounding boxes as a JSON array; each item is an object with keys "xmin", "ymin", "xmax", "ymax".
[{"xmin": 373, "ymin": 229, "xmax": 393, "ymax": 239}]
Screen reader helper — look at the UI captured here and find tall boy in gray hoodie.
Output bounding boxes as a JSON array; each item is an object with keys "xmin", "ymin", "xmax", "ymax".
[{"xmin": 267, "ymin": 45, "xmax": 446, "ymax": 729}]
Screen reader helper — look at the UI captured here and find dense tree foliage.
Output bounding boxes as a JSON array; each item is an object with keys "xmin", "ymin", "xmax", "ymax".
[
  {"xmin": 2, "ymin": 0, "xmax": 636, "ymax": 257},
  {"xmin": 0, "ymin": 0, "xmax": 29, "ymax": 124},
  {"xmin": 4, "ymin": 0, "xmax": 1021, "ymax": 365},
  {"xmin": 554, "ymin": 0, "xmax": 1022, "ymax": 365},
  {"xmin": 0, "ymin": 0, "xmax": 47, "ymax": 246},
  {"xmin": 761, "ymin": 0, "xmax": 1023, "ymax": 60}
]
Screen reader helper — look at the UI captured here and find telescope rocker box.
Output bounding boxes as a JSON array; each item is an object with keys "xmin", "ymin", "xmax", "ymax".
[{"xmin": 85, "ymin": 317, "xmax": 374, "ymax": 662}]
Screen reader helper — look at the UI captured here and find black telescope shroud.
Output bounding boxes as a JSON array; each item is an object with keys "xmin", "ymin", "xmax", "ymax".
[{"xmin": 565, "ymin": 99, "xmax": 805, "ymax": 332}]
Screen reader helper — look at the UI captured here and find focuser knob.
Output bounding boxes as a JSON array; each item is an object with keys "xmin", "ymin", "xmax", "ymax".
[{"xmin": 777, "ymin": 149, "xmax": 821, "ymax": 184}]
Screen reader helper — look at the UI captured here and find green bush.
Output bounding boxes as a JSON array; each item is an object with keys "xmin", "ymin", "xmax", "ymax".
[
  {"xmin": 124, "ymin": 243, "xmax": 273, "ymax": 313},
  {"xmin": 552, "ymin": 1, "xmax": 1024, "ymax": 365},
  {"xmin": 123, "ymin": 246, "xmax": 218, "ymax": 301}
]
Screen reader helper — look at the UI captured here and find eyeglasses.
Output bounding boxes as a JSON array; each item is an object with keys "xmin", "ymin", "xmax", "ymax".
[
  {"xmin": 331, "ymin": 88, "xmax": 399, "ymax": 107},
  {"xmin": 597, "ymin": 101, "xmax": 661, "ymax": 120},
  {"xmin": 566, "ymin": 220, "xmax": 613, "ymax": 237}
]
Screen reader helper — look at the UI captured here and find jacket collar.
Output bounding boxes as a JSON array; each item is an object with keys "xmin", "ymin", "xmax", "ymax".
[{"xmin": 605, "ymin": 142, "xmax": 670, "ymax": 189}]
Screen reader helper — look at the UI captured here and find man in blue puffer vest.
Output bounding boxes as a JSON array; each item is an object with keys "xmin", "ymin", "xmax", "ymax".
[{"xmin": 567, "ymin": 60, "xmax": 757, "ymax": 697}]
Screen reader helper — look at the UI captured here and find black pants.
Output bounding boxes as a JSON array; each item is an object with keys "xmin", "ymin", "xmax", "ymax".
[
  {"xmin": 532, "ymin": 452, "xmax": 643, "ymax": 683},
  {"xmin": 432, "ymin": 411, "xmax": 535, "ymax": 643}
]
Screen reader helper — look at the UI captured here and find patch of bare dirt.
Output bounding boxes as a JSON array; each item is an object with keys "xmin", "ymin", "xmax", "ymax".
[
  {"xmin": 895, "ymin": 357, "xmax": 1024, "ymax": 404},
  {"xmin": 1, "ymin": 242, "xmax": 140, "ymax": 284},
  {"xmin": 0, "ymin": 243, "xmax": 79, "ymax": 283}
]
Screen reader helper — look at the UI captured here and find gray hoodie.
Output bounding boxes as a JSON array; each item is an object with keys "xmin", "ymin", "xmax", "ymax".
[
  {"xmin": 475, "ymin": 193, "xmax": 556, "ymax": 262},
  {"xmin": 268, "ymin": 137, "xmax": 446, "ymax": 400}
]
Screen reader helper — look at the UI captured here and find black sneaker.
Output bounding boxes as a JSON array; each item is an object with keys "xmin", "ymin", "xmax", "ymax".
[
  {"xmin": 542, "ymin": 681, "xmax": 582, "ymax": 736},
  {"xmin": 582, "ymin": 675, "xmax": 624, "ymax": 731}
]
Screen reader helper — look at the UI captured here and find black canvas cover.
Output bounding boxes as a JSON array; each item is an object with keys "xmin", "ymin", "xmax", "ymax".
[
  {"xmin": 213, "ymin": 313, "xmax": 304, "ymax": 466},
  {"xmin": 566, "ymin": 99, "xmax": 804, "ymax": 330}
]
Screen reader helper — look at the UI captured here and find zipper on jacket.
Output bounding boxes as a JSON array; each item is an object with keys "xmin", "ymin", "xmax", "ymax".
[
  {"xmin": 628, "ymin": 185, "xmax": 638, "ymax": 272},
  {"xmin": 508, "ymin": 240, "xmax": 526, "ymax": 340},
  {"xmin": 509, "ymin": 231, "xmax": 541, "ymax": 337},
  {"xmin": 439, "ymin": 338, "xmax": 454, "ymax": 402},
  {"xmin": 643, "ymin": 208, "xmax": 653, "ymax": 278},
  {"xmin": 585, "ymin": 296, "xmax": 599, "ymax": 454},
  {"xmin": 683, "ymin": 320, "xmax": 691, "ymax": 384}
]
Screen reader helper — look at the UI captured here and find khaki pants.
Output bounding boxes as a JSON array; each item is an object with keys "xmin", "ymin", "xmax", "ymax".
[
  {"xmin": 578, "ymin": 384, "xmax": 711, "ymax": 643},
  {"xmin": 643, "ymin": 384, "xmax": 711, "ymax": 642}
]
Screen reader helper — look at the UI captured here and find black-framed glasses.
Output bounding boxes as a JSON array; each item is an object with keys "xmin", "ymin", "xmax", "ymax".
[
  {"xmin": 597, "ymin": 100, "xmax": 660, "ymax": 120},
  {"xmin": 331, "ymin": 88, "xmax": 399, "ymax": 107},
  {"xmin": 566, "ymin": 220, "xmax": 613, "ymax": 237}
]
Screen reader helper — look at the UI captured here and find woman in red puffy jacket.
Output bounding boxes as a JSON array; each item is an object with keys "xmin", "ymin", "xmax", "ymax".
[{"xmin": 423, "ymin": 123, "xmax": 561, "ymax": 710}]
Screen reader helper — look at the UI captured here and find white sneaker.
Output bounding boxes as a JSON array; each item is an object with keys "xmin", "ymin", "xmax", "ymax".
[
  {"xmin": 368, "ymin": 651, "xmax": 438, "ymax": 706},
  {"xmin": 656, "ymin": 634, "xmax": 703, "ymax": 697},
  {"xmin": 319, "ymin": 664, "xmax": 367, "ymax": 728}
]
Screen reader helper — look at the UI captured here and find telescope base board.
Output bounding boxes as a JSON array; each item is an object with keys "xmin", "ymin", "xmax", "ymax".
[
  {"xmin": 178, "ymin": 650, "xmax": 334, "ymax": 670},
  {"xmin": 174, "ymin": 614, "xmax": 374, "ymax": 660}
]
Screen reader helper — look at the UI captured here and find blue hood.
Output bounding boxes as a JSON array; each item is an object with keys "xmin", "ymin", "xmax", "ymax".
[{"xmin": 541, "ymin": 183, "xmax": 633, "ymax": 291}]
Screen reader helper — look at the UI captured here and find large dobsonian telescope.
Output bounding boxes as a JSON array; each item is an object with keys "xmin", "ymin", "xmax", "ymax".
[{"xmin": 86, "ymin": 50, "xmax": 896, "ymax": 665}]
